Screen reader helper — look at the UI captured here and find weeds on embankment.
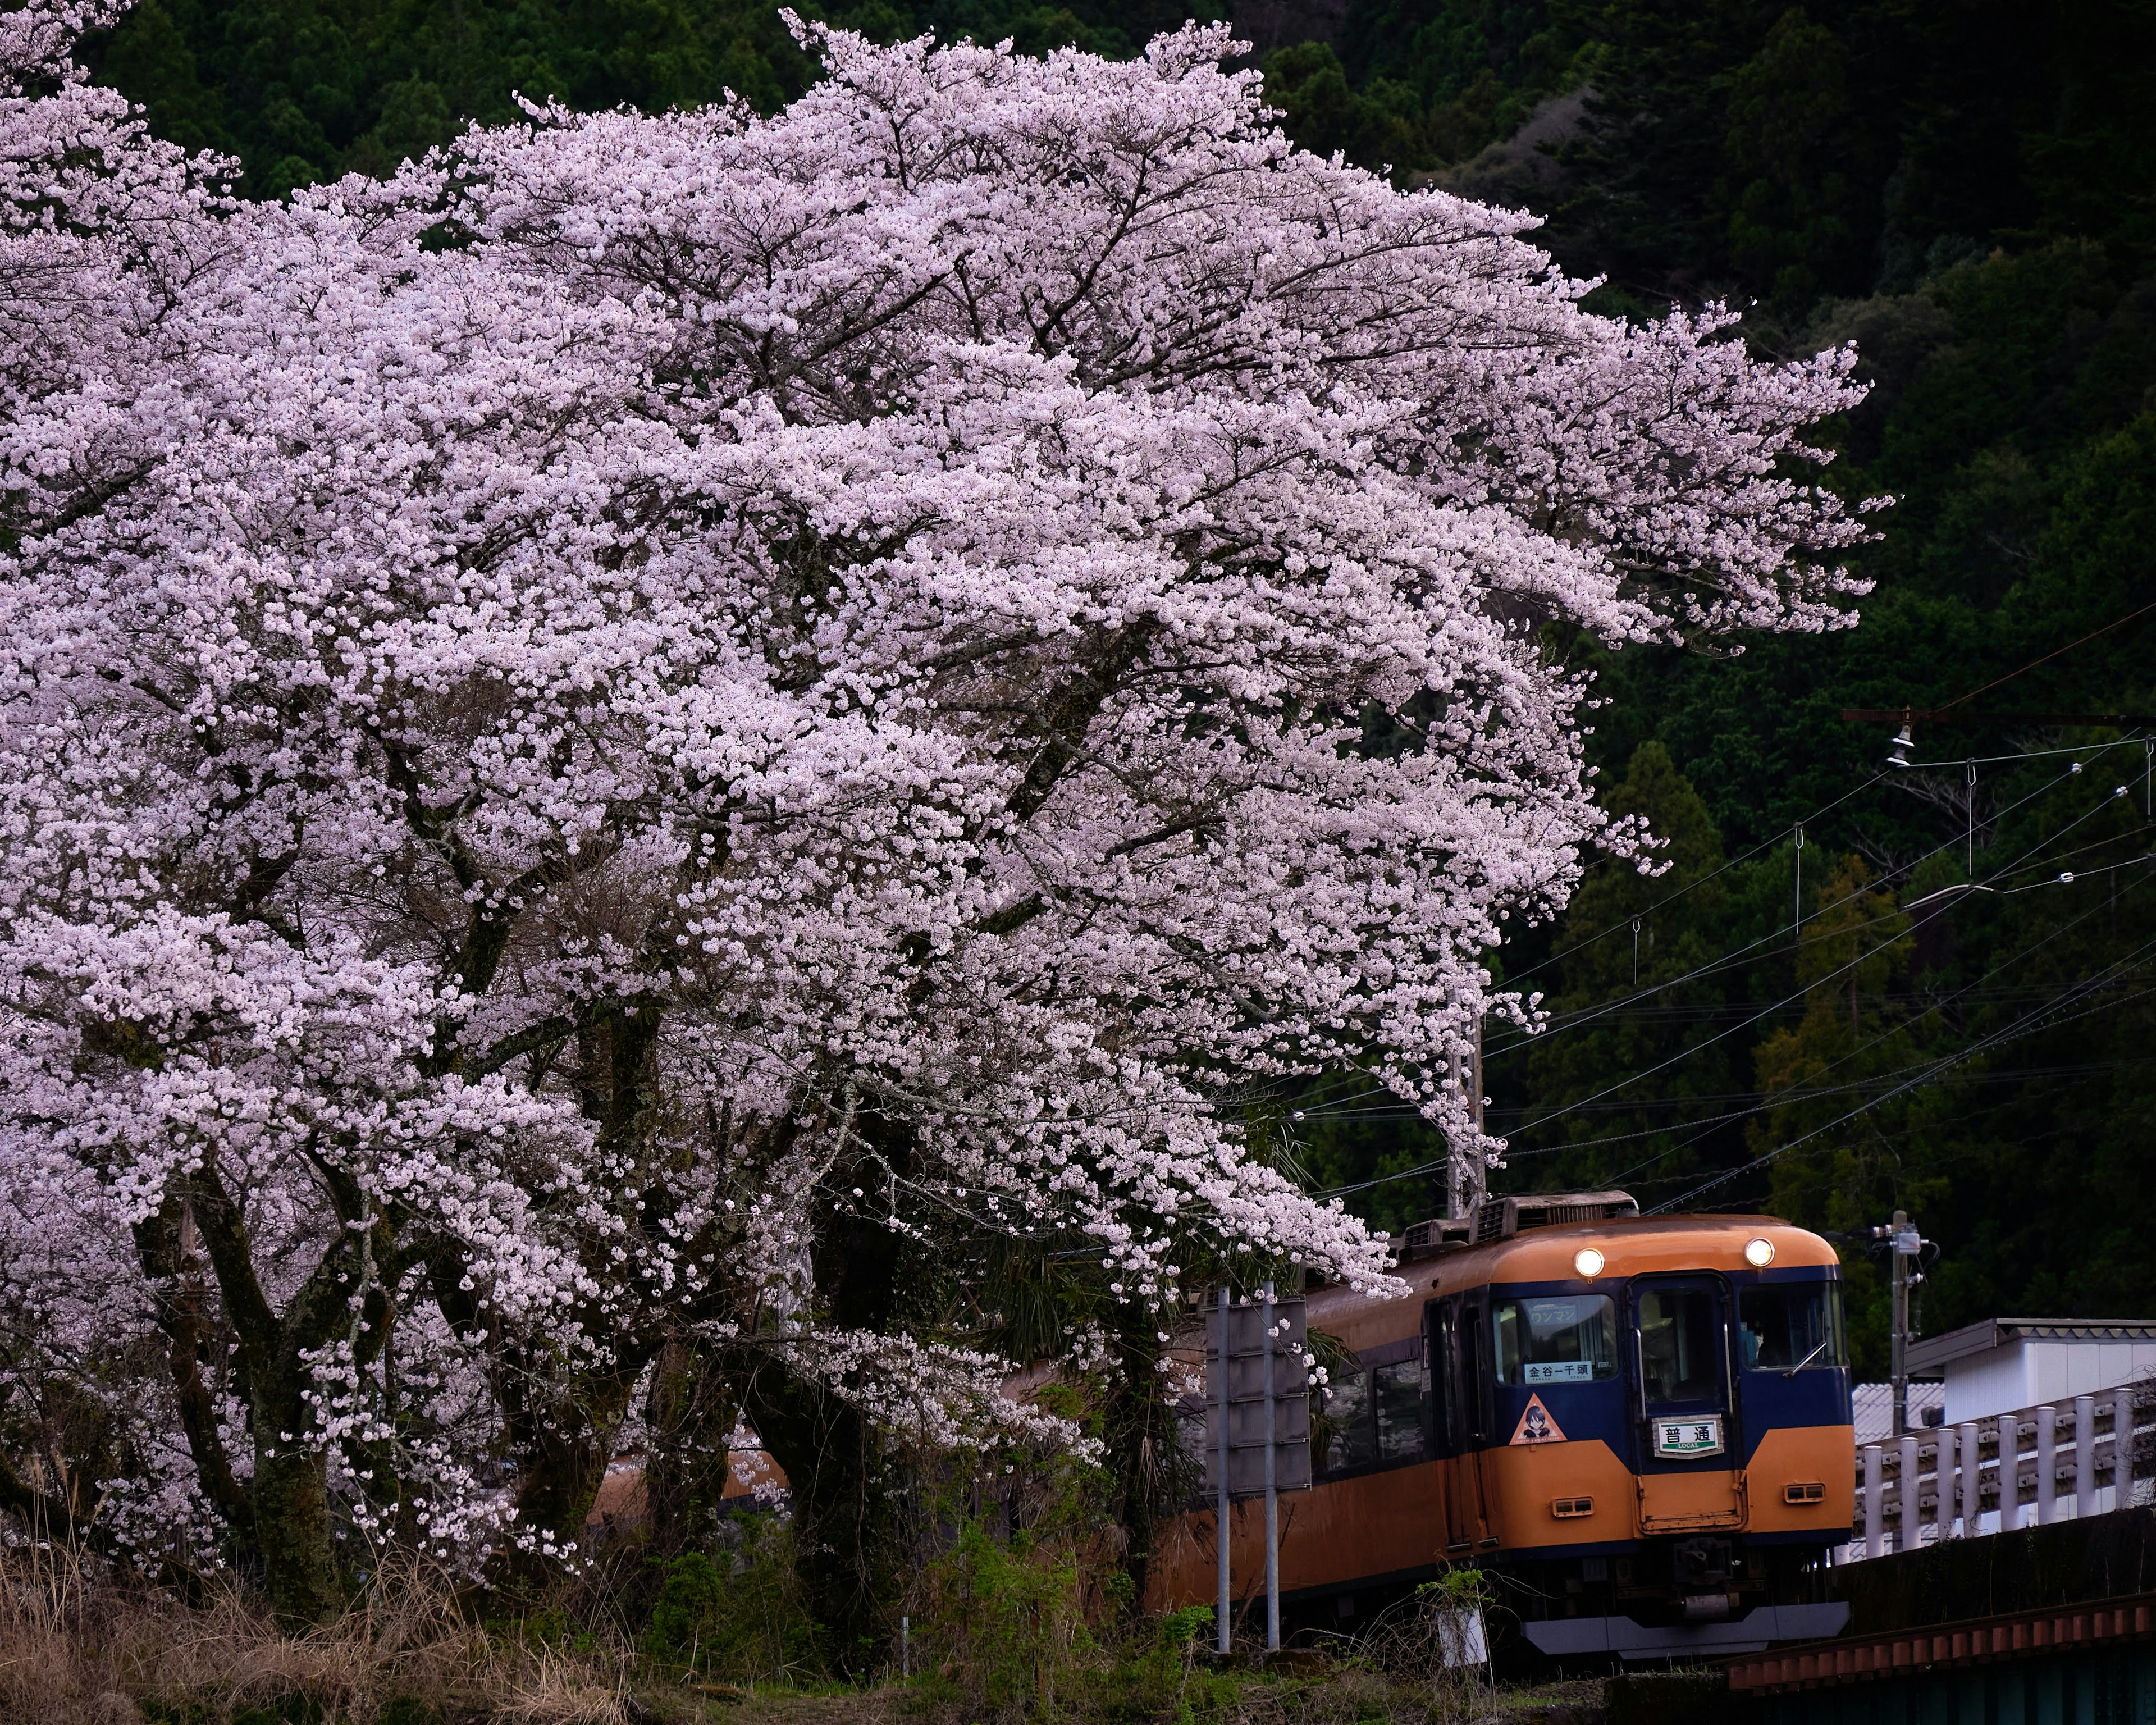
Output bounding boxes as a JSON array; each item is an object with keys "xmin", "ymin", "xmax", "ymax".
[{"xmin": 0, "ymin": 1523, "xmax": 1561, "ymax": 1725}]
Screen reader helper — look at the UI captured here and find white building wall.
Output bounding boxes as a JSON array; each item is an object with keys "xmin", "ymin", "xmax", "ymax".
[
  {"xmin": 1942, "ymin": 1336, "xmax": 2156, "ymax": 1422},
  {"xmin": 1942, "ymin": 1347, "xmax": 2033, "ymax": 1423}
]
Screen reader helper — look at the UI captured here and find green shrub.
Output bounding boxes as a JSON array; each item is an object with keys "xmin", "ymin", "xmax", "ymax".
[
  {"xmin": 642, "ymin": 1514, "xmax": 824, "ymax": 1685},
  {"xmin": 913, "ymin": 1518, "xmax": 1098, "ymax": 1720}
]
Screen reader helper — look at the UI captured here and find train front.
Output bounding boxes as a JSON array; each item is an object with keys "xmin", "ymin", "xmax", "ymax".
[{"xmin": 1469, "ymin": 1215, "xmax": 1855, "ymax": 1659}]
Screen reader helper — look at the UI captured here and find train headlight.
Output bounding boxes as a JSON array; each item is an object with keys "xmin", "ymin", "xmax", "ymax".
[
  {"xmin": 1744, "ymin": 1236, "xmax": 1776, "ymax": 1267},
  {"xmin": 1573, "ymin": 1247, "xmax": 1605, "ymax": 1277}
]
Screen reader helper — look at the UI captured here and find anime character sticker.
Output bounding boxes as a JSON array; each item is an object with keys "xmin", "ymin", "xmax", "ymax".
[{"xmin": 1509, "ymin": 1394, "xmax": 1568, "ymax": 1445}]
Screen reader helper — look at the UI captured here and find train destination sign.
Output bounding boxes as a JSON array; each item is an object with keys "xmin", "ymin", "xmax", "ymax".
[{"xmin": 1652, "ymin": 1414, "xmax": 1725, "ymax": 1458}]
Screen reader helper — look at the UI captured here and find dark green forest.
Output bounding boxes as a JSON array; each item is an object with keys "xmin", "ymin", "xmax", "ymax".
[{"xmin": 89, "ymin": 0, "xmax": 2156, "ymax": 1371}]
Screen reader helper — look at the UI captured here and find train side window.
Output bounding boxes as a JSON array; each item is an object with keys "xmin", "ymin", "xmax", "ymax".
[
  {"xmin": 1437, "ymin": 1302, "xmax": 1463, "ymax": 1453},
  {"xmin": 1739, "ymin": 1281, "xmax": 1846, "ymax": 1370},
  {"xmin": 1494, "ymin": 1294, "xmax": 1618, "ymax": 1384},
  {"xmin": 1420, "ymin": 1307, "xmax": 1437, "ymax": 1454},
  {"xmin": 1373, "ymin": 1359, "xmax": 1424, "ymax": 1462},
  {"xmin": 1463, "ymin": 1300, "xmax": 1491, "ymax": 1443},
  {"xmin": 1321, "ymin": 1368, "xmax": 1378, "ymax": 1472}
]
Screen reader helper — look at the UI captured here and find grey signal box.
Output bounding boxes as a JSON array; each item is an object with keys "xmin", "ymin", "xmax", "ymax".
[{"xmin": 1203, "ymin": 1295, "xmax": 1312, "ymax": 1497}]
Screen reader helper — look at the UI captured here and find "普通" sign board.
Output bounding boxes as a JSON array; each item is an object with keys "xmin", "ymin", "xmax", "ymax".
[{"xmin": 1651, "ymin": 1414, "xmax": 1724, "ymax": 1458}]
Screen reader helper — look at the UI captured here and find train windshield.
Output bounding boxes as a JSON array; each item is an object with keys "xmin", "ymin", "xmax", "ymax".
[
  {"xmin": 1637, "ymin": 1286, "xmax": 1720, "ymax": 1402},
  {"xmin": 1739, "ymin": 1281, "xmax": 1846, "ymax": 1370},
  {"xmin": 1494, "ymin": 1294, "xmax": 1618, "ymax": 1384}
]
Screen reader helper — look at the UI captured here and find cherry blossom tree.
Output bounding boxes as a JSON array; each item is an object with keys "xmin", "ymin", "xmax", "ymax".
[{"xmin": 0, "ymin": 1, "xmax": 1870, "ymax": 1626}]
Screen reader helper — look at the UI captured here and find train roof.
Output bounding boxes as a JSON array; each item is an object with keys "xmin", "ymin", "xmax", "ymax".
[
  {"xmin": 1299, "ymin": 1212, "xmax": 1839, "ymax": 1352},
  {"xmin": 1423, "ymin": 1212, "xmax": 1839, "ymax": 1291}
]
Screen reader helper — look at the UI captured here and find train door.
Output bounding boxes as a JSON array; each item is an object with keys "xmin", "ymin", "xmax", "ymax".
[
  {"xmin": 1628, "ymin": 1274, "xmax": 1744, "ymax": 1532},
  {"xmin": 1433, "ymin": 1300, "xmax": 1468, "ymax": 1553},
  {"xmin": 1457, "ymin": 1285, "xmax": 1492, "ymax": 1544}
]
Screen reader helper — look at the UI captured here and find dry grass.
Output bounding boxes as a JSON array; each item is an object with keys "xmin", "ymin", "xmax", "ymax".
[
  {"xmin": 0, "ymin": 1545, "xmax": 644, "ymax": 1724},
  {"xmin": 0, "ymin": 1542, "xmax": 1612, "ymax": 1725}
]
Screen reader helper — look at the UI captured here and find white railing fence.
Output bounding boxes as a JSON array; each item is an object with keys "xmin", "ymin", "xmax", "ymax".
[{"xmin": 1844, "ymin": 1381, "xmax": 2156, "ymax": 1562}]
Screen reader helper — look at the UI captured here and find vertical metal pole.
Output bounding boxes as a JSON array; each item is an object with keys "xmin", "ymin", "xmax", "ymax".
[
  {"xmin": 1959, "ymin": 1421, "xmax": 1982, "ymax": 1535},
  {"xmin": 1890, "ymin": 1211, "xmax": 1911, "ymax": 1438},
  {"xmin": 1216, "ymin": 1288, "xmax": 1231, "ymax": 1655},
  {"xmin": 1863, "ymin": 1444, "xmax": 1883, "ymax": 1558},
  {"xmin": 1935, "ymin": 1427, "xmax": 1957, "ymax": 1540},
  {"xmin": 2037, "ymin": 1406, "xmax": 2057, "ymax": 1525},
  {"xmin": 1967, "ymin": 761, "xmax": 1977, "ymax": 877},
  {"xmin": 1899, "ymin": 1434, "xmax": 1921, "ymax": 1551},
  {"xmin": 1632, "ymin": 916, "xmax": 1641, "ymax": 985},
  {"xmin": 1262, "ymin": 1280, "xmax": 1280, "ymax": 1654},
  {"xmin": 1794, "ymin": 824, "xmax": 1805, "ymax": 933},
  {"xmin": 901, "ymin": 1615, "xmax": 910, "ymax": 1679},
  {"xmin": 2075, "ymin": 1394, "xmax": 2096, "ymax": 1519}
]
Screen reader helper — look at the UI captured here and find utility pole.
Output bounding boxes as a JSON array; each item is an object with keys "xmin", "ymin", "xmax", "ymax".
[
  {"xmin": 1449, "ymin": 1022, "xmax": 1486, "ymax": 1221},
  {"xmin": 1870, "ymin": 1210, "xmax": 1927, "ymax": 1435}
]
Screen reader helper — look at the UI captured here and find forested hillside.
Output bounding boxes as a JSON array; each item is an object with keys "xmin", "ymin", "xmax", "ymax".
[{"xmin": 89, "ymin": 0, "xmax": 2156, "ymax": 1370}]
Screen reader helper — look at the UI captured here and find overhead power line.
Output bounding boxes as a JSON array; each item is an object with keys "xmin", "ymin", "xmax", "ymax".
[
  {"xmin": 1486, "ymin": 738, "xmax": 2149, "ymax": 1064},
  {"xmin": 1647, "ymin": 919, "xmax": 2156, "ymax": 1215},
  {"xmin": 1843, "ymin": 599, "xmax": 2156, "ymax": 734},
  {"xmin": 1310, "ymin": 833, "xmax": 2156, "ymax": 1203}
]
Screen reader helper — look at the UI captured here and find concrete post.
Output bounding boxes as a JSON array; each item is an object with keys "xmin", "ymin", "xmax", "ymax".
[
  {"xmin": 1999, "ymin": 1416, "xmax": 2023, "ymax": 1531},
  {"xmin": 1935, "ymin": 1426, "xmax": 1957, "ymax": 1540},
  {"xmin": 2117, "ymin": 1385, "xmax": 2139, "ymax": 1513},
  {"xmin": 2075, "ymin": 1394, "xmax": 2097, "ymax": 1518},
  {"xmin": 1900, "ymin": 1434, "xmax": 1922, "ymax": 1550},
  {"xmin": 1959, "ymin": 1421, "xmax": 1981, "ymax": 1534},
  {"xmin": 1863, "ymin": 1444, "xmax": 1883, "ymax": 1559},
  {"xmin": 2036, "ymin": 1405, "xmax": 2057, "ymax": 1525}
]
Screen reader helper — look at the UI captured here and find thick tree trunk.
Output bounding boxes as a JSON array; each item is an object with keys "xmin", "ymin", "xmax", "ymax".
[
  {"xmin": 251, "ymin": 1438, "xmax": 341, "ymax": 1626},
  {"xmin": 741, "ymin": 1359, "xmax": 897, "ymax": 1675},
  {"xmin": 1103, "ymin": 1311, "xmax": 1177, "ymax": 1617},
  {"xmin": 506, "ymin": 1358, "xmax": 647, "ymax": 1563},
  {"xmin": 642, "ymin": 1337, "xmax": 736, "ymax": 1558}
]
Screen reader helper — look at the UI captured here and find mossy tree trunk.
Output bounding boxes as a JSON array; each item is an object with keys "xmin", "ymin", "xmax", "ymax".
[
  {"xmin": 741, "ymin": 1358, "xmax": 901, "ymax": 1674},
  {"xmin": 643, "ymin": 1336, "xmax": 738, "ymax": 1558},
  {"xmin": 135, "ymin": 1157, "xmax": 408, "ymax": 1626}
]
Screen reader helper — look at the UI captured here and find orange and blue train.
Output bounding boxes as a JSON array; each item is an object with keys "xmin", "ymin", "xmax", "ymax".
[{"xmin": 1152, "ymin": 1192, "xmax": 1856, "ymax": 1663}]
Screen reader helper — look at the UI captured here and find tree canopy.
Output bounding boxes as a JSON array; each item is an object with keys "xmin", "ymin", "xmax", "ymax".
[{"xmin": 0, "ymin": 0, "xmax": 1867, "ymax": 1614}]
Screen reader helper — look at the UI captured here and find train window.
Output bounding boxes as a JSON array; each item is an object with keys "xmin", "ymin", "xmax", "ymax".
[
  {"xmin": 1373, "ymin": 1360, "xmax": 1423, "ymax": 1462},
  {"xmin": 1739, "ymin": 1282, "xmax": 1847, "ymax": 1371},
  {"xmin": 1637, "ymin": 1286, "xmax": 1719, "ymax": 1403},
  {"xmin": 1436, "ymin": 1303, "xmax": 1463, "ymax": 1452},
  {"xmin": 1493, "ymin": 1295, "xmax": 1618, "ymax": 1384},
  {"xmin": 1321, "ymin": 1368, "xmax": 1378, "ymax": 1472},
  {"xmin": 1464, "ymin": 1302, "xmax": 1492, "ymax": 1443}
]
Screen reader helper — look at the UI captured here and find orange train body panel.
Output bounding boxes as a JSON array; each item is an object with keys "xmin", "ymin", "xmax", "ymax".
[
  {"xmin": 1636, "ymin": 1462, "xmax": 1746, "ymax": 1532},
  {"xmin": 1745, "ymin": 1423, "xmax": 1858, "ymax": 1533},
  {"xmin": 1479, "ymin": 1439, "xmax": 1642, "ymax": 1550},
  {"xmin": 1152, "ymin": 1458, "xmax": 1453, "ymax": 1607}
]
